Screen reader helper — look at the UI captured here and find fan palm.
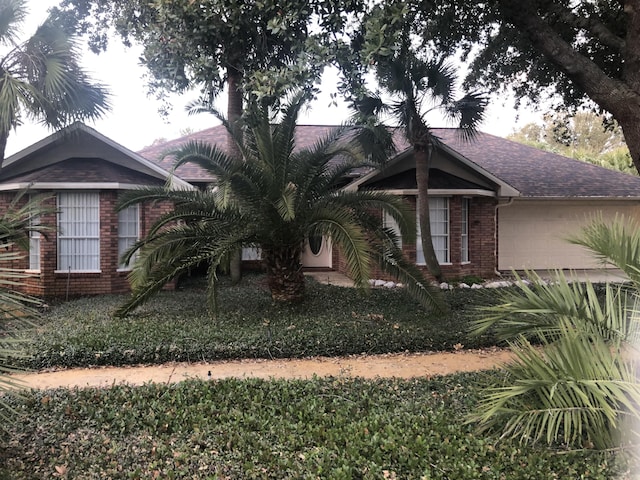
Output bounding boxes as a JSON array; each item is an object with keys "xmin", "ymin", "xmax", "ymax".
[
  {"xmin": 0, "ymin": 0, "xmax": 110, "ymax": 161},
  {"xmin": 470, "ymin": 216, "xmax": 640, "ymax": 453},
  {"xmin": 365, "ymin": 53, "xmax": 486, "ymax": 281},
  {"xmin": 116, "ymin": 92, "xmax": 444, "ymax": 317}
]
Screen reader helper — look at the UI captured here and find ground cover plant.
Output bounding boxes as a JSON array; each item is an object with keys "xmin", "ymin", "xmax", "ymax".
[
  {"xmin": 1, "ymin": 373, "xmax": 633, "ymax": 479},
  {"xmin": 20, "ymin": 275, "xmax": 500, "ymax": 370}
]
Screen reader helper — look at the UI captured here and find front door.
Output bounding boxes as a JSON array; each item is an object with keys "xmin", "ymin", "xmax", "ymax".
[{"xmin": 301, "ymin": 235, "xmax": 332, "ymax": 268}]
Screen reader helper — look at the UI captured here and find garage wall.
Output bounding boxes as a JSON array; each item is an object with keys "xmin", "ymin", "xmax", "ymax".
[{"xmin": 498, "ymin": 200, "xmax": 640, "ymax": 270}]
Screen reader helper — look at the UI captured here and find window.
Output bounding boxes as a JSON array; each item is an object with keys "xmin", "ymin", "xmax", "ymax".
[
  {"xmin": 118, "ymin": 204, "xmax": 139, "ymax": 269},
  {"xmin": 461, "ymin": 198, "xmax": 469, "ymax": 263},
  {"xmin": 57, "ymin": 192, "xmax": 100, "ymax": 271},
  {"xmin": 242, "ymin": 246, "xmax": 262, "ymax": 260},
  {"xmin": 383, "ymin": 211, "xmax": 402, "ymax": 249},
  {"xmin": 416, "ymin": 197, "xmax": 449, "ymax": 264},
  {"xmin": 28, "ymin": 212, "xmax": 40, "ymax": 271}
]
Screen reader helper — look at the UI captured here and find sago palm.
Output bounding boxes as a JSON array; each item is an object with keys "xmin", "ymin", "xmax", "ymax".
[
  {"xmin": 366, "ymin": 51, "xmax": 486, "ymax": 281},
  {"xmin": 470, "ymin": 216, "xmax": 640, "ymax": 453},
  {"xmin": 117, "ymin": 92, "xmax": 443, "ymax": 316},
  {"xmin": 0, "ymin": 0, "xmax": 110, "ymax": 161}
]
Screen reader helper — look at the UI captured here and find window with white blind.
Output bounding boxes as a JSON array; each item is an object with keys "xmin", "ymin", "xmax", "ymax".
[
  {"xmin": 28, "ymin": 213, "xmax": 40, "ymax": 271},
  {"xmin": 57, "ymin": 193, "xmax": 100, "ymax": 272},
  {"xmin": 383, "ymin": 211, "xmax": 402, "ymax": 249},
  {"xmin": 118, "ymin": 204, "xmax": 139, "ymax": 269},
  {"xmin": 416, "ymin": 197, "xmax": 450, "ymax": 265},
  {"xmin": 461, "ymin": 198, "xmax": 469, "ymax": 263}
]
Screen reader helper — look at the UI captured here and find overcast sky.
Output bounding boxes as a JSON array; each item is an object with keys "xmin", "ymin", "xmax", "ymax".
[{"xmin": 6, "ymin": 1, "xmax": 541, "ymax": 157}]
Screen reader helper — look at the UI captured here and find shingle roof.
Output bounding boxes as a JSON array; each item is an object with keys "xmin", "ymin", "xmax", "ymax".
[
  {"xmin": 138, "ymin": 125, "xmax": 640, "ymax": 199},
  {"xmin": 430, "ymin": 129, "xmax": 640, "ymax": 198}
]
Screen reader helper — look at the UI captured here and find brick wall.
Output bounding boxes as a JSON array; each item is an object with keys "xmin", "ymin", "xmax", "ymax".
[
  {"xmin": 0, "ymin": 190, "xmax": 177, "ymax": 299},
  {"xmin": 333, "ymin": 195, "xmax": 498, "ymax": 282}
]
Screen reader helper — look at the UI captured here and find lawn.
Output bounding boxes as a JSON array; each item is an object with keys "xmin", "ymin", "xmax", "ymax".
[
  {"xmin": 21, "ymin": 275, "xmax": 501, "ymax": 369},
  {"xmin": 2, "ymin": 275, "xmax": 636, "ymax": 478}
]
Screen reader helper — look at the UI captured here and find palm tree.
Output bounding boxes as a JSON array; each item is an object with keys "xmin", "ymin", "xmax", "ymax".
[
  {"xmin": 0, "ymin": 0, "xmax": 110, "ymax": 161},
  {"xmin": 116, "ymin": 92, "xmax": 443, "ymax": 317},
  {"xmin": 367, "ymin": 54, "xmax": 486, "ymax": 281},
  {"xmin": 470, "ymin": 216, "xmax": 640, "ymax": 453}
]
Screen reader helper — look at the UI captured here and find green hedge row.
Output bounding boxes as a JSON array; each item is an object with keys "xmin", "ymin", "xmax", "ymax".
[{"xmin": 1, "ymin": 373, "xmax": 629, "ymax": 479}]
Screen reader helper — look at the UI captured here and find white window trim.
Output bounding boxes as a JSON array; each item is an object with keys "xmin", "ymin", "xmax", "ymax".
[
  {"xmin": 416, "ymin": 197, "xmax": 450, "ymax": 265},
  {"xmin": 117, "ymin": 204, "xmax": 140, "ymax": 271},
  {"xmin": 461, "ymin": 197, "xmax": 470, "ymax": 264}
]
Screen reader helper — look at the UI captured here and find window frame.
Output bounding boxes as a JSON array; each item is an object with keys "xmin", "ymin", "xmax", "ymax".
[
  {"xmin": 461, "ymin": 197, "xmax": 470, "ymax": 264},
  {"xmin": 416, "ymin": 197, "xmax": 450, "ymax": 265},
  {"xmin": 117, "ymin": 203, "xmax": 140, "ymax": 271},
  {"xmin": 56, "ymin": 192, "xmax": 101, "ymax": 273}
]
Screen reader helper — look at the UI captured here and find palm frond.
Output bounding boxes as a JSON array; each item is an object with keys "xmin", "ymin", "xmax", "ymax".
[{"xmin": 569, "ymin": 214, "xmax": 640, "ymax": 287}]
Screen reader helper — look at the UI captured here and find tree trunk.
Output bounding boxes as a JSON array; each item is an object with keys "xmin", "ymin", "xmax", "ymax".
[
  {"xmin": 263, "ymin": 245, "xmax": 305, "ymax": 302},
  {"xmin": 227, "ymin": 66, "xmax": 244, "ymax": 284},
  {"xmin": 415, "ymin": 142, "xmax": 443, "ymax": 282},
  {"xmin": 0, "ymin": 130, "xmax": 8, "ymax": 167}
]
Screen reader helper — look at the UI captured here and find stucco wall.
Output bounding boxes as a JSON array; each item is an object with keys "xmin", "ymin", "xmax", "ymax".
[{"xmin": 497, "ymin": 200, "xmax": 640, "ymax": 270}]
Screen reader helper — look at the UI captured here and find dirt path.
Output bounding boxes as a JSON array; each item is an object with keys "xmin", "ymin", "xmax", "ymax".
[{"xmin": 11, "ymin": 347, "xmax": 514, "ymax": 390}]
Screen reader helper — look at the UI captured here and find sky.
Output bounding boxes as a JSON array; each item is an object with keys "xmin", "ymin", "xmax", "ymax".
[{"xmin": 6, "ymin": 0, "xmax": 542, "ymax": 157}]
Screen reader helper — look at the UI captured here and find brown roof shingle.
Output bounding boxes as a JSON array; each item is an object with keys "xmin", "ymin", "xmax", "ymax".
[{"xmin": 138, "ymin": 125, "xmax": 640, "ymax": 198}]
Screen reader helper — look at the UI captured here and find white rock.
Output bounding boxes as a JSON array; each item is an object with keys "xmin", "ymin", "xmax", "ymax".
[
  {"xmin": 374, "ymin": 279, "xmax": 386, "ymax": 287},
  {"xmin": 439, "ymin": 282, "xmax": 450, "ymax": 290},
  {"xmin": 368, "ymin": 279, "xmax": 376, "ymax": 286},
  {"xmin": 458, "ymin": 283, "xmax": 470, "ymax": 288},
  {"xmin": 383, "ymin": 281, "xmax": 396, "ymax": 288},
  {"xmin": 395, "ymin": 283, "xmax": 403, "ymax": 288},
  {"xmin": 485, "ymin": 280, "xmax": 512, "ymax": 288},
  {"xmin": 471, "ymin": 283, "xmax": 483, "ymax": 289}
]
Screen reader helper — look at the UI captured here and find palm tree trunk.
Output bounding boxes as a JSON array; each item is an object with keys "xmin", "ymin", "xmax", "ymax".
[
  {"xmin": 263, "ymin": 245, "xmax": 305, "ymax": 302},
  {"xmin": 227, "ymin": 66, "xmax": 243, "ymax": 284},
  {"xmin": 415, "ymin": 142, "xmax": 443, "ymax": 282},
  {"xmin": 0, "ymin": 130, "xmax": 8, "ymax": 167}
]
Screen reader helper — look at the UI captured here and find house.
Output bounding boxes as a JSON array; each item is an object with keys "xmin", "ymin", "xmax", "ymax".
[
  {"xmin": 1, "ymin": 122, "xmax": 639, "ymax": 298},
  {"xmin": 140, "ymin": 125, "xmax": 640, "ymax": 280},
  {"xmin": 0, "ymin": 123, "xmax": 191, "ymax": 297}
]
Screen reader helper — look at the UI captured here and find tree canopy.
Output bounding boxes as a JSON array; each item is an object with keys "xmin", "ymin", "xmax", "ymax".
[
  {"xmin": 373, "ymin": 0, "xmax": 640, "ymax": 174},
  {"xmin": 0, "ymin": 0, "xmax": 110, "ymax": 161},
  {"xmin": 508, "ymin": 112, "xmax": 636, "ymax": 175}
]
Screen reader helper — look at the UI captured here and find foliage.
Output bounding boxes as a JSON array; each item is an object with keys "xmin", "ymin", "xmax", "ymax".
[
  {"xmin": 20, "ymin": 276, "xmax": 499, "ymax": 370},
  {"xmin": 0, "ymin": 0, "xmax": 110, "ymax": 159},
  {"xmin": 0, "ymin": 192, "xmax": 52, "ymax": 427},
  {"xmin": 470, "ymin": 216, "xmax": 640, "ymax": 452},
  {"xmin": 508, "ymin": 112, "xmax": 636, "ymax": 175},
  {"xmin": 116, "ymin": 92, "xmax": 442, "ymax": 315},
  {"xmin": 1, "ymin": 374, "xmax": 631, "ymax": 479},
  {"xmin": 375, "ymin": 0, "xmax": 640, "ymax": 174},
  {"xmin": 55, "ymin": 0, "xmax": 361, "ymax": 106}
]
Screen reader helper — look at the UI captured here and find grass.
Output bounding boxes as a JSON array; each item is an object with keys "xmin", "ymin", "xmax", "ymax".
[
  {"xmin": 20, "ymin": 274, "xmax": 502, "ymax": 369},
  {"xmin": 1, "ymin": 373, "xmax": 632, "ymax": 479}
]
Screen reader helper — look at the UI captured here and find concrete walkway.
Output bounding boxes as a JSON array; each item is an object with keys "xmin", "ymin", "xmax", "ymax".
[{"xmin": 304, "ymin": 270, "xmax": 354, "ymax": 287}]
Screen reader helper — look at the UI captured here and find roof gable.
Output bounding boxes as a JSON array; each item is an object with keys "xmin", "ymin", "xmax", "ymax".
[{"xmin": 0, "ymin": 122, "xmax": 192, "ymax": 190}]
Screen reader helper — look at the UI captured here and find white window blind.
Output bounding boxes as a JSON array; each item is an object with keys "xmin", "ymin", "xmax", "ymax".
[
  {"xmin": 461, "ymin": 198, "xmax": 469, "ymax": 263},
  {"xmin": 29, "ymin": 213, "xmax": 40, "ymax": 271},
  {"xmin": 57, "ymin": 193, "xmax": 100, "ymax": 271},
  {"xmin": 118, "ymin": 204, "xmax": 139, "ymax": 269},
  {"xmin": 416, "ymin": 197, "xmax": 449, "ymax": 265},
  {"xmin": 383, "ymin": 211, "xmax": 402, "ymax": 249}
]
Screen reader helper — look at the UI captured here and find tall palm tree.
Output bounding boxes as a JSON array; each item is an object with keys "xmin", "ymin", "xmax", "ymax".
[
  {"xmin": 368, "ymin": 54, "xmax": 486, "ymax": 281},
  {"xmin": 0, "ymin": 0, "xmax": 110, "ymax": 161},
  {"xmin": 470, "ymin": 216, "xmax": 640, "ymax": 453},
  {"xmin": 116, "ymin": 92, "xmax": 444, "ymax": 317}
]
